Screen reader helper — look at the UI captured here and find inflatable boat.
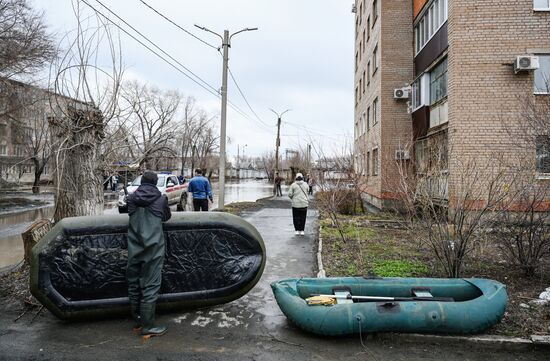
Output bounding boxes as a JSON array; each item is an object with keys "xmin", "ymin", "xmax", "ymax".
[
  {"xmin": 271, "ymin": 277, "xmax": 507, "ymax": 336},
  {"xmin": 30, "ymin": 212, "xmax": 265, "ymax": 320}
]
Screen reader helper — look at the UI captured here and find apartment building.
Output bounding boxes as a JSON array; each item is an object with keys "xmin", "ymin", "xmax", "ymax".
[
  {"xmin": 353, "ymin": 0, "xmax": 550, "ymax": 210},
  {"xmin": 0, "ymin": 78, "xmax": 89, "ymax": 184}
]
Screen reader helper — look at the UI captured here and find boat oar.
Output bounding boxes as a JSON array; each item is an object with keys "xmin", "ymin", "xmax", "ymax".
[{"xmin": 310, "ymin": 294, "xmax": 454, "ymax": 302}]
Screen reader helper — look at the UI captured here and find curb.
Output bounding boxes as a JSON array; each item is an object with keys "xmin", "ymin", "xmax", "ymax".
[
  {"xmin": 314, "ymin": 222, "xmax": 549, "ymax": 348},
  {"xmin": 316, "ymin": 224, "xmax": 325, "ymax": 278}
]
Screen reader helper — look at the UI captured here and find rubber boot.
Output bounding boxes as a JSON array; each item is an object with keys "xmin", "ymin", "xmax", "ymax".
[
  {"xmin": 130, "ymin": 302, "xmax": 141, "ymax": 332},
  {"xmin": 140, "ymin": 302, "xmax": 167, "ymax": 339}
]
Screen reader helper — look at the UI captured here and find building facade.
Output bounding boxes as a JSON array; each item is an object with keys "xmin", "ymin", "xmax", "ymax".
[{"xmin": 353, "ymin": 0, "xmax": 550, "ymax": 210}]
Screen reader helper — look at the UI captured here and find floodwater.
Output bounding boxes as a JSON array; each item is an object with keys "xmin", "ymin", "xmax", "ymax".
[{"xmin": 0, "ymin": 179, "xmax": 273, "ymax": 268}]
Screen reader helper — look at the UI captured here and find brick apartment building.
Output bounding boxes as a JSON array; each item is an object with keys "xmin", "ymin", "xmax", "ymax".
[
  {"xmin": 0, "ymin": 78, "xmax": 89, "ymax": 184},
  {"xmin": 353, "ymin": 0, "xmax": 550, "ymax": 210}
]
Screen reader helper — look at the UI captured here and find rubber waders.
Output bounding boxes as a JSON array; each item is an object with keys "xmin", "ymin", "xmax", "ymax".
[
  {"xmin": 130, "ymin": 302, "xmax": 141, "ymax": 332},
  {"xmin": 140, "ymin": 302, "xmax": 167, "ymax": 339}
]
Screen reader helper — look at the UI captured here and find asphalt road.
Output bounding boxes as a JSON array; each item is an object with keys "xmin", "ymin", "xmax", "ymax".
[{"xmin": 0, "ymin": 197, "xmax": 548, "ymax": 360}]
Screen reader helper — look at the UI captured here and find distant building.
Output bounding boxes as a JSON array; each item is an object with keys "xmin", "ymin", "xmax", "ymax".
[
  {"xmin": 0, "ymin": 78, "xmax": 89, "ymax": 184},
  {"xmin": 353, "ymin": 0, "xmax": 550, "ymax": 210}
]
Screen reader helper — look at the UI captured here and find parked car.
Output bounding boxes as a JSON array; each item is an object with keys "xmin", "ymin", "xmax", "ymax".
[{"xmin": 118, "ymin": 173, "xmax": 188, "ymax": 213}]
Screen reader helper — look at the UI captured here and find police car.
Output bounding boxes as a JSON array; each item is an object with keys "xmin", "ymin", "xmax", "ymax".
[{"xmin": 118, "ymin": 172, "xmax": 188, "ymax": 213}]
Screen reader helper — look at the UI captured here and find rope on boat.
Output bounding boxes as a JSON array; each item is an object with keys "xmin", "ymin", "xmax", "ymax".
[{"xmin": 357, "ymin": 316, "xmax": 379, "ymax": 361}]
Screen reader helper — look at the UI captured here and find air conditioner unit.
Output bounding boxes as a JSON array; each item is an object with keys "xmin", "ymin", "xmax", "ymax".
[
  {"xmin": 395, "ymin": 149, "xmax": 410, "ymax": 160},
  {"xmin": 394, "ymin": 87, "xmax": 410, "ymax": 100},
  {"xmin": 351, "ymin": 4, "xmax": 357, "ymax": 13},
  {"xmin": 514, "ymin": 55, "xmax": 539, "ymax": 74}
]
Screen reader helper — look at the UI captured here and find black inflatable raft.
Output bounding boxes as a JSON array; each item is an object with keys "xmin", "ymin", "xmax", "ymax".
[{"xmin": 30, "ymin": 212, "xmax": 265, "ymax": 320}]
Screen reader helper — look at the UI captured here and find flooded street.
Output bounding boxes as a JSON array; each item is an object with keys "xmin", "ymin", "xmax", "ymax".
[{"xmin": 0, "ymin": 179, "xmax": 273, "ymax": 268}]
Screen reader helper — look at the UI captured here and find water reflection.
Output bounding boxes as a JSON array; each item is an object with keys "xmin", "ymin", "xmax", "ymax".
[{"xmin": 0, "ymin": 180, "xmax": 273, "ymax": 268}]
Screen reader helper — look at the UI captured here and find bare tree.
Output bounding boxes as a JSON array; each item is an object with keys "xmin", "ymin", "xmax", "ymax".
[
  {"xmin": 120, "ymin": 80, "xmax": 182, "ymax": 169},
  {"xmin": 0, "ymin": 0, "xmax": 56, "ymax": 80},
  {"xmin": 49, "ymin": 1, "xmax": 123, "ymax": 221}
]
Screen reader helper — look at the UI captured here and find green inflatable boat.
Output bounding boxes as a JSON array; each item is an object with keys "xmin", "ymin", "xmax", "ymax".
[{"xmin": 271, "ymin": 277, "xmax": 507, "ymax": 336}]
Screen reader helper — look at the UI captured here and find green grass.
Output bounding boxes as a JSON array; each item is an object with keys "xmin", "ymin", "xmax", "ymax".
[
  {"xmin": 321, "ymin": 223, "xmax": 377, "ymax": 241},
  {"xmin": 370, "ymin": 260, "xmax": 429, "ymax": 278}
]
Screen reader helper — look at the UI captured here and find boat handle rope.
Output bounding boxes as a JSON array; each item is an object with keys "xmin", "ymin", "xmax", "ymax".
[{"xmin": 356, "ymin": 315, "xmax": 379, "ymax": 361}]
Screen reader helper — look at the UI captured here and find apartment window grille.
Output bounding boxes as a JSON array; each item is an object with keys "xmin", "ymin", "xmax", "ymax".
[
  {"xmin": 414, "ymin": 0, "xmax": 448, "ymax": 55},
  {"xmin": 0, "ymin": 124, "xmax": 6, "ymax": 138},
  {"xmin": 536, "ymin": 135, "xmax": 550, "ymax": 174},
  {"xmin": 0, "ymin": 145, "xmax": 6, "ymax": 156},
  {"xmin": 372, "ymin": 97, "xmax": 378, "ymax": 125},
  {"xmin": 534, "ymin": 0, "xmax": 550, "ymax": 10},
  {"xmin": 372, "ymin": 148, "xmax": 379, "ymax": 176},
  {"xmin": 430, "ymin": 58, "xmax": 448, "ymax": 104},
  {"xmin": 534, "ymin": 54, "xmax": 550, "ymax": 94}
]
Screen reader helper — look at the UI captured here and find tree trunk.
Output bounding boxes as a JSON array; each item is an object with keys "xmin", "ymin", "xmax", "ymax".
[
  {"xmin": 32, "ymin": 171, "xmax": 41, "ymax": 194},
  {"xmin": 50, "ymin": 106, "xmax": 105, "ymax": 222}
]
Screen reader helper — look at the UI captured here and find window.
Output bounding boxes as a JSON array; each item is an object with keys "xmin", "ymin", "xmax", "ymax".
[
  {"xmin": 372, "ymin": 0, "xmax": 378, "ymax": 24},
  {"xmin": 372, "ymin": 44, "xmax": 378, "ymax": 74},
  {"xmin": 372, "ymin": 97, "xmax": 378, "ymax": 125},
  {"xmin": 536, "ymin": 136, "xmax": 550, "ymax": 174},
  {"xmin": 362, "ymin": 30, "xmax": 366, "ymax": 53},
  {"xmin": 372, "ymin": 148, "xmax": 379, "ymax": 176},
  {"xmin": 0, "ymin": 145, "xmax": 6, "ymax": 156},
  {"xmin": 430, "ymin": 58, "xmax": 448, "ymax": 104},
  {"xmin": 367, "ymin": 16, "xmax": 371, "ymax": 40},
  {"xmin": 361, "ymin": 112, "xmax": 366, "ymax": 134},
  {"xmin": 366, "ymin": 106, "xmax": 371, "ymax": 130},
  {"xmin": 534, "ymin": 54, "xmax": 550, "ymax": 94},
  {"xmin": 362, "ymin": 70, "xmax": 366, "ymax": 93},
  {"xmin": 366, "ymin": 151, "xmax": 370, "ymax": 176},
  {"xmin": 367, "ymin": 60, "xmax": 371, "ymax": 84},
  {"xmin": 0, "ymin": 124, "xmax": 6, "ymax": 137},
  {"xmin": 534, "ymin": 0, "xmax": 550, "ymax": 10},
  {"xmin": 355, "ymin": 51, "xmax": 359, "ymax": 72},
  {"xmin": 355, "ymin": 86, "xmax": 359, "ymax": 106},
  {"xmin": 414, "ymin": 0, "xmax": 448, "ymax": 55},
  {"xmin": 359, "ymin": 79, "xmax": 362, "ymax": 100},
  {"xmin": 412, "ymin": 78, "xmax": 422, "ymax": 110}
]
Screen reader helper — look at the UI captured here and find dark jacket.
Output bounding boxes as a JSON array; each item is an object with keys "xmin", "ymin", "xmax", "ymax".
[{"xmin": 127, "ymin": 183, "xmax": 171, "ymax": 222}]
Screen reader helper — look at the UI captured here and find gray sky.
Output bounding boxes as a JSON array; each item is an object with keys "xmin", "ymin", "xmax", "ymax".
[{"xmin": 33, "ymin": 0, "xmax": 354, "ymax": 160}]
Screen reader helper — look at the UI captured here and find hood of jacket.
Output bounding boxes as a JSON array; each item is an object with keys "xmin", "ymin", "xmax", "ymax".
[{"xmin": 131, "ymin": 183, "xmax": 161, "ymax": 206}]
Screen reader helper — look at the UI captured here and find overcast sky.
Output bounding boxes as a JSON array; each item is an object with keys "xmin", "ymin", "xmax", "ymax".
[{"xmin": 33, "ymin": 0, "xmax": 354, "ymax": 160}]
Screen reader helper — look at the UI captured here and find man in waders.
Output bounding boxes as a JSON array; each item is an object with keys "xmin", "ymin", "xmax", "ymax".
[{"xmin": 126, "ymin": 171, "xmax": 171, "ymax": 338}]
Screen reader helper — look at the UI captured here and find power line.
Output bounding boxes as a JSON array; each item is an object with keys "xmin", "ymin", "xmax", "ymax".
[
  {"xmin": 80, "ymin": 0, "xmax": 255, "ymax": 121},
  {"xmin": 92, "ymin": 0, "xmax": 219, "ymax": 95},
  {"xmin": 227, "ymin": 65, "xmax": 273, "ymax": 129},
  {"xmin": 137, "ymin": 0, "xmax": 219, "ymax": 51}
]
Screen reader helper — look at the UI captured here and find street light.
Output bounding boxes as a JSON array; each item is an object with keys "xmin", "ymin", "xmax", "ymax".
[
  {"xmin": 269, "ymin": 108, "xmax": 291, "ymax": 190},
  {"xmin": 195, "ymin": 24, "xmax": 258, "ymax": 210}
]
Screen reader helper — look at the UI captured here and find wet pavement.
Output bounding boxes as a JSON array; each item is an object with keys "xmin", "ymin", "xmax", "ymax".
[
  {"xmin": 0, "ymin": 179, "xmax": 274, "ymax": 268},
  {"xmin": 0, "ymin": 196, "xmax": 548, "ymax": 360}
]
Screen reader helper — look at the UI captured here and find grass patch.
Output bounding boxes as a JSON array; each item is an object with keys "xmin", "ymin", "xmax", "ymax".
[
  {"xmin": 321, "ymin": 223, "xmax": 377, "ymax": 241},
  {"xmin": 371, "ymin": 260, "xmax": 429, "ymax": 278}
]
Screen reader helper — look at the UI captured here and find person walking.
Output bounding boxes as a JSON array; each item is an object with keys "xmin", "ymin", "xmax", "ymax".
[
  {"xmin": 288, "ymin": 173, "xmax": 310, "ymax": 236},
  {"xmin": 187, "ymin": 168, "xmax": 213, "ymax": 211},
  {"xmin": 307, "ymin": 175, "xmax": 315, "ymax": 195},
  {"xmin": 126, "ymin": 171, "xmax": 171, "ymax": 338},
  {"xmin": 274, "ymin": 172, "xmax": 284, "ymax": 197}
]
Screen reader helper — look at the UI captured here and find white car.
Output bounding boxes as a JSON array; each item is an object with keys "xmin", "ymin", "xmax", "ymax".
[{"xmin": 118, "ymin": 173, "xmax": 188, "ymax": 213}]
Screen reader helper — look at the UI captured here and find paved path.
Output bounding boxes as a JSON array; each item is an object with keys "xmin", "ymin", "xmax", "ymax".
[{"xmin": 0, "ymin": 197, "xmax": 548, "ymax": 360}]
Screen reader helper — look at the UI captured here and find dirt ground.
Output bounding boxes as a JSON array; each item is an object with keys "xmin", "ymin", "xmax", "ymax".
[{"xmin": 320, "ymin": 213, "xmax": 550, "ymax": 338}]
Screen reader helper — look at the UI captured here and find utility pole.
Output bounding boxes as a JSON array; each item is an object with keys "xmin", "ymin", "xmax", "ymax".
[
  {"xmin": 196, "ymin": 25, "xmax": 258, "ymax": 210},
  {"xmin": 269, "ymin": 109, "xmax": 291, "ymax": 192}
]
